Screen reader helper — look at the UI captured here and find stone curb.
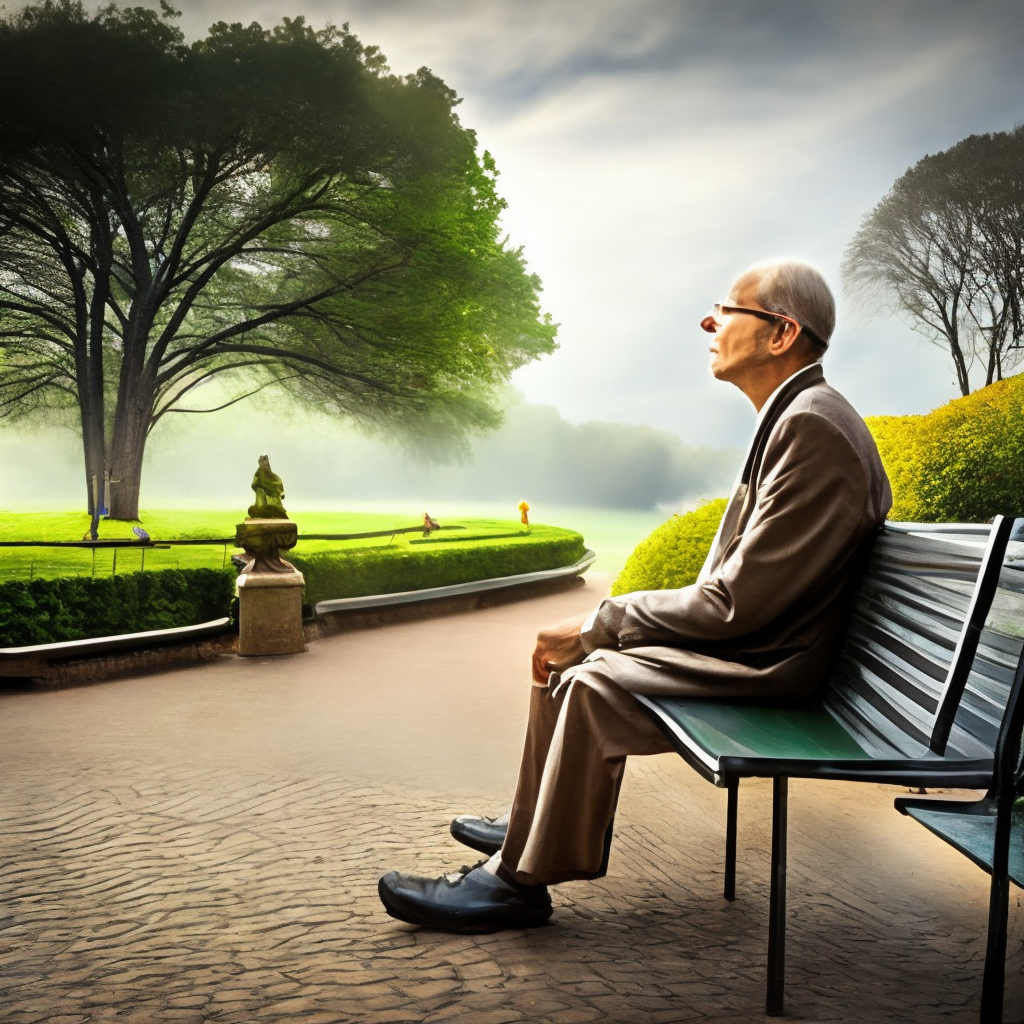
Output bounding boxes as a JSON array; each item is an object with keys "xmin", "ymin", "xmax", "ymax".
[{"xmin": 0, "ymin": 556, "xmax": 599, "ymax": 689}]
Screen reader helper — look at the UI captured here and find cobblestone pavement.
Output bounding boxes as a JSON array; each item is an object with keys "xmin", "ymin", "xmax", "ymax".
[{"xmin": 0, "ymin": 576, "xmax": 1021, "ymax": 1024}]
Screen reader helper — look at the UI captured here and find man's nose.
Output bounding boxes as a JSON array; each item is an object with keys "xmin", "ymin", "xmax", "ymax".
[{"xmin": 700, "ymin": 314, "xmax": 717, "ymax": 334}]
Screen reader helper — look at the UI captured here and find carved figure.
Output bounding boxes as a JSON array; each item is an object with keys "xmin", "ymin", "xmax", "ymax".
[
  {"xmin": 422, "ymin": 512, "xmax": 441, "ymax": 536},
  {"xmin": 248, "ymin": 455, "xmax": 288, "ymax": 520},
  {"xmin": 235, "ymin": 454, "xmax": 297, "ymax": 573}
]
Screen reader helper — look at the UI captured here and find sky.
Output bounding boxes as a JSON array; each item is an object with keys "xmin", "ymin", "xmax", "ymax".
[
  {"xmin": 147, "ymin": 0, "xmax": 1024, "ymax": 449},
  {"xmin": 6, "ymin": 0, "xmax": 1024, "ymax": 511}
]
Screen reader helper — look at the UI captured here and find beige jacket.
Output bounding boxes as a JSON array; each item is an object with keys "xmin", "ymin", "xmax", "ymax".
[{"xmin": 565, "ymin": 365, "xmax": 893, "ymax": 700}]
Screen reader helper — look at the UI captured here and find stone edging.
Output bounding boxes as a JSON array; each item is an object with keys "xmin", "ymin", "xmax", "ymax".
[
  {"xmin": 313, "ymin": 548, "xmax": 597, "ymax": 614},
  {"xmin": 0, "ymin": 552, "xmax": 600, "ymax": 689}
]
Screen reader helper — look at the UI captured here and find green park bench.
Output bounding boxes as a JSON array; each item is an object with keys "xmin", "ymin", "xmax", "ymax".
[
  {"xmin": 635, "ymin": 515, "xmax": 1024, "ymax": 1017},
  {"xmin": 896, "ymin": 619, "xmax": 1024, "ymax": 1024}
]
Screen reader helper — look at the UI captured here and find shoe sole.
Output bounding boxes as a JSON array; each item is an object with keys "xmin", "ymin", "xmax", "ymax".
[
  {"xmin": 448, "ymin": 821, "xmax": 505, "ymax": 857},
  {"xmin": 377, "ymin": 877, "xmax": 551, "ymax": 934}
]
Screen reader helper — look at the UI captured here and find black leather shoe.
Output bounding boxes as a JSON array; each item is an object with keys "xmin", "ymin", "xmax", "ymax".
[
  {"xmin": 378, "ymin": 864, "xmax": 551, "ymax": 933},
  {"xmin": 449, "ymin": 813, "xmax": 508, "ymax": 855}
]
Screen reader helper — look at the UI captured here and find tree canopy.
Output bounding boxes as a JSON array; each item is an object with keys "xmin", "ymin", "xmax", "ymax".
[
  {"xmin": 0, "ymin": 1, "xmax": 556, "ymax": 521},
  {"xmin": 842, "ymin": 127, "xmax": 1024, "ymax": 396}
]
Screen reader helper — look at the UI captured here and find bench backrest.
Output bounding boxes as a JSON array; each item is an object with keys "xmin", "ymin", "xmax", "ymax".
[
  {"xmin": 822, "ymin": 517, "xmax": 1024, "ymax": 760},
  {"xmin": 951, "ymin": 519, "xmax": 1024, "ymax": 764},
  {"xmin": 991, "ymin": 625, "xmax": 1024, "ymax": 805}
]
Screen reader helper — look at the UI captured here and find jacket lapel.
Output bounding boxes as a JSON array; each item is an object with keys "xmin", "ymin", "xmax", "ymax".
[{"xmin": 713, "ymin": 365, "xmax": 825, "ymax": 565}]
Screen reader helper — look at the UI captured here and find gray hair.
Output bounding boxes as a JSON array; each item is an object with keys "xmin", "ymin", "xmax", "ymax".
[{"xmin": 750, "ymin": 261, "xmax": 835, "ymax": 350}]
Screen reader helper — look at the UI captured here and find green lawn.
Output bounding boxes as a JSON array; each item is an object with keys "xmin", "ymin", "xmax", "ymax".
[
  {"xmin": 0, "ymin": 503, "xmax": 672, "ymax": 584},
  {"xmin": 0, "ymin": 508, "xmax": 426, "ymax": 543},
  {"xmin": 0, "ymin": 509, "xmax": 582, "ymax": 583}
]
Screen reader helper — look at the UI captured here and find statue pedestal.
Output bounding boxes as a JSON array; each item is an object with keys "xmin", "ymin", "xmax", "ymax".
[
  {"xmin": 236, "ymin": 570, "xmax": 306, "ymax": 656},
  {"xmin": 235, "ymin": 518, "xmax": 298, "ymax": 573}
]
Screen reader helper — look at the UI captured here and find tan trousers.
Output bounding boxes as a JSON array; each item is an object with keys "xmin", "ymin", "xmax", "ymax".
[{"xmin": 500, "ymin": 668, "xmax": 673, "ymax": 886}]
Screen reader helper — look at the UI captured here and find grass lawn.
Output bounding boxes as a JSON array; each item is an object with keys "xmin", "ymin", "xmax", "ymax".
[{"xmin": 0, "ymin": 509, "xmax": 585, "ymax": 583}]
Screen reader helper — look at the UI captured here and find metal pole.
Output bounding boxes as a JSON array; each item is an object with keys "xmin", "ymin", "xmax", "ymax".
[
  {"xmin": 766, "ymin": 777, "xmax": 788, "ymax": 1016},
  {"xmin": 724, "ymin": 779, "xmax": 738, "ymax": 901}
]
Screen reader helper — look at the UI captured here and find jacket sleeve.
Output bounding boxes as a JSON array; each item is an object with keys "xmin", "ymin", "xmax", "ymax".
[{"xmin": 580, "ymin": 409, "xmax": 873, "ymax": 653}]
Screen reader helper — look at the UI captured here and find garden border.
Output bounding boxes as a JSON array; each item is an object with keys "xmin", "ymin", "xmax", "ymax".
[
  {"xmin": 313, "ymin": 549, "xmax": 596, "ymax": 614},
  {"xmin": 0, "ymin": 550, "xmax": 598, "ymax": 687}
]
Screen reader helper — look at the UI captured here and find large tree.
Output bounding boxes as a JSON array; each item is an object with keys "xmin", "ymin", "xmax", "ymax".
[
  {"xmin": 0, "ymin": 1, "xmax": 556, "ymax": 521},
  {"xmin": 842, "ymin": 128, "xmax": 1024, "ymax": 396}
]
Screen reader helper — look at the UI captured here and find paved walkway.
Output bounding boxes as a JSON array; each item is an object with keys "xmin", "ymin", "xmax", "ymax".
[{"xmin": 0, "ymin": 575, "xmax": 1021, "ymax": 1024}]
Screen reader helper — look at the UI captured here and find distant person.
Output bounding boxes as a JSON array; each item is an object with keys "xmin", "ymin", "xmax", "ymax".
[{"xmin": 379, "ymin": 260, "xmax": 892, "ymax": 932}]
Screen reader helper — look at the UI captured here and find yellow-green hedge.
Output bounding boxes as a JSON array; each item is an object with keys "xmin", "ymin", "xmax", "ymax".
[
  {"xmin": 612, "ymin": 499, "xmax": 727, "ymax": 596},
  {"xmin": 291, "ymin": 529, "xmax": 586, "ymax": 605},
  {"xmin": 867, "ymin": 373, "xmax": 1024, "ymax": 522},
  {"xmin": 0, "ymin": 569, "xmax": 235, "ymax": 646}
]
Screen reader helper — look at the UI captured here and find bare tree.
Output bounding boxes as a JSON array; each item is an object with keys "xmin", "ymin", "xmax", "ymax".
[{"xmin": 843, "ymin": 127, "xmax": 1024, "ymax": 396}]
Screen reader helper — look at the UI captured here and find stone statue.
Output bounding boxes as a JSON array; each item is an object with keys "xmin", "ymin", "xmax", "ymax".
[
  {"xmin": 235, "ymin": 455, "xmax": 297, "ymax": 573},
  {"xmin": 248, "ymin": 454, "xmax": 288, "ymax": 520}
]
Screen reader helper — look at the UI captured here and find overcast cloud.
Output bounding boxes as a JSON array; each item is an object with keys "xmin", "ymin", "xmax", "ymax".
[
  {"xmin": 6, "ymin": 0, "xmax": 1024, "ymax": 468},
  {"xmin": 144, "ymin": 0, "xmax": 1024, "ymax": 447}
]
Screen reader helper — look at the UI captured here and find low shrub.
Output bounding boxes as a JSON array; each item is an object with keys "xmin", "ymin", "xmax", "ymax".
[
  {"xmin": 612, "ymin": 499, "xmax": 727, "ymax": 596},
  {"xmin": 867, "ymin": 373, "xmax": 1024, "ymax": 522},
  {"xmin": 291, "ymin": 529, "xmax": 586, "ymax": 605},
  {"xmin": 0, "ymin": 568, "xmax": 235, "ymax": 647}
]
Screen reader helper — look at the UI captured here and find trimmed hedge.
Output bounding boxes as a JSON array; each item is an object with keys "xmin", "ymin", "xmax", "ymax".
[
  {"xmin": 291, "ymin": 530, "xmax": 586, "ymax": 605},
  {"xmin": 612, "ymin": 499, "xmax": 727, "ymax": 596},
  {"xmin": 0, "ymin": 568, "xmax": 235, "ymax": 647},
  {"xmin": 867, "ymin": 372, "xmax": 1024, "ymax": 522}
]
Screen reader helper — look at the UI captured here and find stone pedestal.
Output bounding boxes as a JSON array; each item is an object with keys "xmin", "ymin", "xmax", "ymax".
[
  {"xmin": 237, "ymin": 570, "xmax": 306, "ymax": 656},
  {"xmin": 235, "ymin": 518, "xmax": 298, "ymax": 573}
]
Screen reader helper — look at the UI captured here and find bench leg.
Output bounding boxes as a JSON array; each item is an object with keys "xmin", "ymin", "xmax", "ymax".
[
  {"xmin": 980, "ymin": 814, "xmax": 1011, "ymax": 1024},
  {"xmin": 724, "ymin": 779, "xmax": 738, "ymax": 901},
  {"xmin": 766, "ymin": 776, "xmax": 788, "ymax": 1017}
]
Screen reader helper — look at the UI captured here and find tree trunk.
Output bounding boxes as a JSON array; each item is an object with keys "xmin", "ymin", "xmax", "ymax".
[
  {"xmin": 77, "ymin": 325, "xmax": 108, "ymax": 533},
  {"xmin": 106, "ymin": 361, "xmax": 154, "ymax": 521},
  {"xmin": 106, "ymin": 396, "xmax": 150, "ymax": 520},
  {"xmin": 81, "ymin": 229, "xmax": 112, "ymax": 523},
  {"xmin": 80, "ymin": 404, "xmax": 107, "ymax": 537},
  {"xmin": 947, "ymin": 326, "xmax": 971, "ymax": 396},
  {"xmin": 106, "ymin": 284, "xmax": 160, "ymax": 520},
  {"xmin": 106, "ymin": 436, "xmax": 146, "ymax": 521}
]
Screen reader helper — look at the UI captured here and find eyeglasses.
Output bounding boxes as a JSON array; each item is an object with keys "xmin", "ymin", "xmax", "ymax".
[{"xmin": 701, "ymin": 303, "xmax": 826, "ymax": 348}]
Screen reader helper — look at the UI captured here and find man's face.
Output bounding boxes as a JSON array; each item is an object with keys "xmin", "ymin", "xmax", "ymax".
[{"xmin": 703, "ymin": 274, "xmax": 775, "ymax": 387}]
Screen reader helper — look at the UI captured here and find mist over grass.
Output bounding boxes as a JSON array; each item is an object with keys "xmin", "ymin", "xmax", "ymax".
[
  {"xmin": 0, "ymin": 391, "xmax": 739, "ymax": 519},
  {"xmin": 0, "ymin": 392, "xmax": 738, "ymax": 576}
]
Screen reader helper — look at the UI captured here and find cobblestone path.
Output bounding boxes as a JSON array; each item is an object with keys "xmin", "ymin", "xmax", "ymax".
[{"xmin": 0, "ymin": 578, "xmax": 1021, "ymax": 1023}]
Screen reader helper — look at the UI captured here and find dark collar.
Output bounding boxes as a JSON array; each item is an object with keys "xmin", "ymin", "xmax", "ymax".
[{"xmin": 740, "ymin": 364, "xmax": 825, "ymax": 486}]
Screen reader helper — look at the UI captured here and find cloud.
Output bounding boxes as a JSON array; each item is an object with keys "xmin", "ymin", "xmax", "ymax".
[{"xmin": 6, "ymin": 0, "xmax": 1021, "ymax": 451}]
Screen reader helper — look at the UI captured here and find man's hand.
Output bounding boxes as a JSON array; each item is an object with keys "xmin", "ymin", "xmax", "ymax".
[{"xmin": 531, "ymin": 613, "xmax": 589, "ymax": 684}]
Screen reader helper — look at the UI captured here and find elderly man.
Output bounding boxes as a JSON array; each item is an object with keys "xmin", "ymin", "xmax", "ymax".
[{"xmin": 378, "ymin": 260, "xmax": 892, "ymax": 932}]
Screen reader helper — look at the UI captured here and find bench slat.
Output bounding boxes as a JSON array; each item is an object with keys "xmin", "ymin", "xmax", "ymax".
[
  {"xmin": 641, "ymin": 521, "xmax": 1017, "ymax": 782},
  {"xmin": 902, "ymin": 804, "xmax": 1024, "ymax": 886},
  {"xmin": 638, "ymin": 698, "xmax": 872, "ymax": 769}
]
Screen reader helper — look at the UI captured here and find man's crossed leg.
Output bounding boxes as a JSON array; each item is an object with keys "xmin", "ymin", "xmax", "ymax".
[{"xmin": 378, "ymin": 667, "xmax": 671, "ymax": 932}]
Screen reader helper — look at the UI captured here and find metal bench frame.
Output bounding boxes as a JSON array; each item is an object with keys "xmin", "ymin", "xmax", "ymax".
[
  {"xmin": 635, "ymin": 516, "xmax": 1024, "ymax": 1015},
  {"xmin": 895, "ymin": 628, "xmax": 1024, "ymax": 1024}
]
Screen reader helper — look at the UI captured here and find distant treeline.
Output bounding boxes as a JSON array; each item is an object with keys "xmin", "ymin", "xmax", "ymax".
[
  {"xmin": 1, "ymin": 392, "xmax": 741, "ymax": 512},
  {"xmin": 403, "ymin": 398, "xmax": 740, "ymax": 509}
]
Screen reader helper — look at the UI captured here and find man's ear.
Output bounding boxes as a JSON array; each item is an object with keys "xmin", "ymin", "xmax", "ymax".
[{"xmin": 768, "ymin": 321, "xmax": 802, "ymax": 356}]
